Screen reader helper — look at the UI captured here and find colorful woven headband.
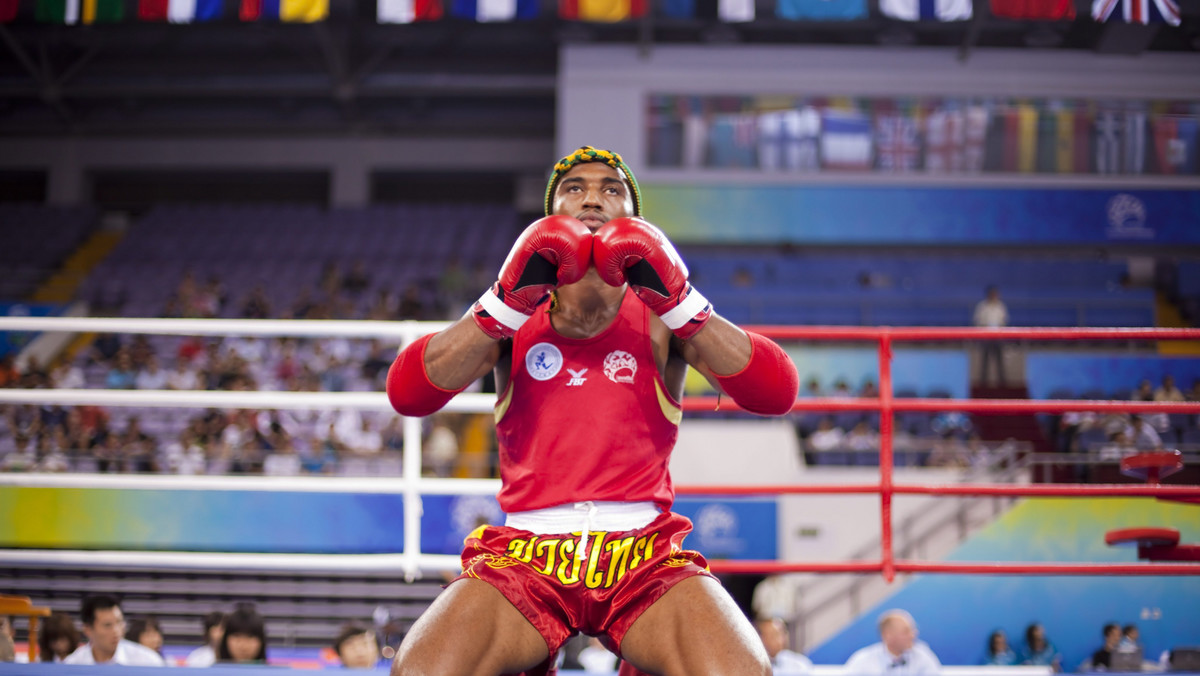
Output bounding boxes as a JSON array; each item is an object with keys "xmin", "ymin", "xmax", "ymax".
[{"xmin": 543, "ymin": 145, "xmax": 642, "ymax": 217}]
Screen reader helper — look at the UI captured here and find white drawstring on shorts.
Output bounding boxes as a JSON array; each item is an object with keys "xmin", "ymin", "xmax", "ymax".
[{"xmin": 574, "ymin": 500, "xmax": 598, "ymax": 562}]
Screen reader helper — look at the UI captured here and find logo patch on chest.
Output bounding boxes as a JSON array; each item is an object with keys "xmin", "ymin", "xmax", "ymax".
[
  {"xmin": 603, "ymin": 350, "xmax": 638, "ymax": 384},
  {"xmin": 526, "ymin": 342, "xmax": 563, "ymax": 381},
  {"xmin": 566, "ymin": 368, "xmax": 588, "ymax": 386}
]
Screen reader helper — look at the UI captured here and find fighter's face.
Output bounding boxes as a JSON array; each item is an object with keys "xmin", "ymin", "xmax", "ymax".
[{"xmin": 552, "ymin": 162, "xmax": 634, "ymax": 231}]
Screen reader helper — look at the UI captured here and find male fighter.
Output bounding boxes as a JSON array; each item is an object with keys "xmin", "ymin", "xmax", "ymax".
[{"xmin": 387, "ymin": 146, "xmax": 799, "ymax": 676}]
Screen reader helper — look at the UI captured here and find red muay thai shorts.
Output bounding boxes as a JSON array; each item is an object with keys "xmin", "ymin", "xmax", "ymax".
[{"xmin": 451, "ymin": 510, "xmax": 713, "ymax": 672}]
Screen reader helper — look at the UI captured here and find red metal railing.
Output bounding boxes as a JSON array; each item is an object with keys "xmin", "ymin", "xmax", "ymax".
[{"xmin": 678, "ymin": 326, "xmax": 1200, "ymax": 580}]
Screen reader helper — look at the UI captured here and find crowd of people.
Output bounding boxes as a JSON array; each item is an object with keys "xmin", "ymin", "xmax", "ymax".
[
  {"xmin": 1054, "ymin": 374, "xmax": 1200, "ymax": 459},
  {"xmin": 0, "ymin": 597, "xmax": 1177, "ymax": 674},
  {"xmin": 0, "ymin": 595, "xmax": 386, "ymax": 669}
]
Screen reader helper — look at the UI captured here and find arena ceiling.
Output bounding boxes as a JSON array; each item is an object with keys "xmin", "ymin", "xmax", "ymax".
[{"xmin": 1, "ymin": 0, "xmax": 1198, "ymax": 138}]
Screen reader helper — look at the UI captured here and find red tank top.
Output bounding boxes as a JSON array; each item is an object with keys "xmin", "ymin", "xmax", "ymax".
[{"xmin": 495, "ymin": 289, "xmax": 682, "ymax": 513}]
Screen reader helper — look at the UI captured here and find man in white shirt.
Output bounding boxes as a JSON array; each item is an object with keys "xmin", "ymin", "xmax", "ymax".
[
  {"xmin": 844, "ymin": 609, "xmax": 941, "ymax": 676},
  {"xmin": 63, "ymin": 595, "xmax": 164, "ymax": 666},
  {"xmin": 757, "ymin": 617, "xmax": 813, "ymax": 674},
  {"xmin": 973, "ymin": 286, "xmax": 1008, "ymax": 386}
]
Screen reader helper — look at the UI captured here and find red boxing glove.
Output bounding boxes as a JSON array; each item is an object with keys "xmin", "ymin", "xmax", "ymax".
[
  {"xmin": 593, "ymin": 217, "xmax": 712, "ymax": 340},
  {"xmin": 472, "ymin": 215, "xmax": 592, "ymax": 340}
]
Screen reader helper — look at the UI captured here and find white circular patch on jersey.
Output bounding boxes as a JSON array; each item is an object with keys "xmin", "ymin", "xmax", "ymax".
[
  {"xmin": 603, "ymin": 350, "xmax": 638, "ymax": 384},
  {"xmin": 526, "ymin": 342, "xmax": 563, "ymax": 381}
]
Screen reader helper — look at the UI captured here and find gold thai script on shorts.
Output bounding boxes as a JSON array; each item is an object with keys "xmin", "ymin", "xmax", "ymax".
[{"xmin": 503, "ymin": 531, "xmax": 660, "ymax": 588}]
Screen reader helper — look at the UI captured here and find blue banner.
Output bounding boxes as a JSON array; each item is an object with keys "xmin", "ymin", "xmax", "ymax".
[
  {"xmin": 673, "ymin": 497, "xmax": 778, "ymax": 560},
  {"xmin": 641, "ymin": 185, "xmax": 1200, "ymax": 245}
]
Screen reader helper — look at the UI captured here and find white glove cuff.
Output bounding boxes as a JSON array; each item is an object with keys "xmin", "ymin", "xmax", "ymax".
[
  {"xmin": 477, "ymin": 288, "xmax": 531, "ymax": 331},
  {"xmin": 659, "ymin": 286, "xmax": 710, "ymax": 331}
]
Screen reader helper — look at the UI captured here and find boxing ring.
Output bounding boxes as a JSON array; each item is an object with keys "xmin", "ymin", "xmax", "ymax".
[{"xmin": 1, "ymin": 317, "xmax": 1199, "ymax": 583}]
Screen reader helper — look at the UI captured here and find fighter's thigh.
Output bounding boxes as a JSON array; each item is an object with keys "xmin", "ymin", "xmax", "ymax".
[
  {"xmin": 391, "ymin": 578, "xmax": 550, "ymax": 676},
  {"xmin": 618, "ymin": 575, "xmax": 771, "ymax": 676}
]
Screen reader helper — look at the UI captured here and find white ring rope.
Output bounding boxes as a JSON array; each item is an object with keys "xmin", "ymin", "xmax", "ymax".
[
  {"xmin": 0, "ymin": 316, "xmax": 451, "ymax": 339},
  {"xmin": 0, "ymin": 388, "xmax": 496, "ymax": 412}
]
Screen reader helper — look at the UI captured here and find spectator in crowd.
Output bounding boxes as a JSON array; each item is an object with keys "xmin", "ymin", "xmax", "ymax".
[
  {"xmin": 0, "ymin": 614, "xmax": 17, "ymax": 662},
  {"xmin": 1129, "ymin": 416, "xmax": 1163, "ymax": 452},
  {"xmin": 0, "ymin": 355, "xmax": 18, "ymax": 388},
  {"xmin": 438, "ymin": 257, "xmax": 471, "ymax": 318},
  {"xmin": 844, "ymin": 610, "xmax": 941, "ymax": 676},
  {"xmin": 104, "ymin": 350, "xmax": 137, "ymax": 390},
  {"xmin": 88, "ymin": 334, "xmax": 122, "ymax": 366},
  {"xmin": 50, "ymin": 358, "xmax": 85, "ymax": 390},
  {"xmin": 576, "ymin": 636, "xmax": 619, "ymax": 673},
  {"xmin": 129, "ymin": 335, "xmax": 155, "ymax": 371},
  {"xmin": 134, "ymin": 356, "xmax": 169, "ymax": 390},
  {"xmin": 973, "ymin": 285, "xmax": 1008, "ymax": 386},
  {"xmin": 397, "ymin": 284, "xmax": 426, "ymax": 320},
  {"xmin": 1085, "ymin": 623, "xmax": 1122, "ymax": 671},
  {"xmin": 423, "ymin": 416, "xmax": 459, "ymax": 477},
  {"xmin": 984, "ymin": 630, "xmax": 1018, "ymax": 666},
  {"xmin": 126, "ymin": 616, "xmax": 165, "ymax": 660},
  {"xmin": 185, "ymin": 611, "xmax": 225, "ymax": 668},
  {"xmin": 1119, "ymin": 625, "xmax": 1141, "ymax": 653},
  {"xmin": 217, "ymin": 603, "xmax": 267, "ymax": 664},
  {"xmin": 38, "ymin": 612, "xmax": 81, "ymax": 662},
  {"xmin": 1154, "ymin": 375, "xmax": 1184, "ymax": 402},
  {"xmin": 1, "ymin": 434, "xmax": 35, "ymax": 472},
  {"xmin": 64, "ymin": 594, "xmax": 164, "ymax": 666},
  {"xmin": 756, "ymin": 617, "xmax": 812, "ymax": 674},
  {"xmin": 846, "ymin": 420, "xmax": 880, "ymax": 454},
  {"xmin": 342, "ymin": 260, "xmax": 372, "ymax": 298},
  {"xmin": 333, "ymin": 623, "xmax": 381, "ymax": 669},
  {"xmin": 808, "ymin": 417, "xmax": 845, "ymax": 454},
  {"xmin": 1021, "ymin": 622, "xmax": 1062, "ymax": 671},
  {"xmin": 166, "ymin": 357, "xmax": 200, "ymax": 391},
  {"xmin": 240, "ymin": 284, "xmax": 273, "ymax": 320}
]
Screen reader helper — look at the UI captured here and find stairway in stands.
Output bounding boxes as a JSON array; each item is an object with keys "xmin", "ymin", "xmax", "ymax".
[
  {"xmin": 32, "ymin": 227, "xmax": 124, "ymax": 304},
  {"xmin": 1155, "ymin": 291, "xmax": 1200, "ymax": 356}
]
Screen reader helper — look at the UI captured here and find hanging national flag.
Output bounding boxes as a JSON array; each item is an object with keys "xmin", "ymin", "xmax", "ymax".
[
  {"xmin": 707, "ymin": 113, "xmax": 757, "ymax": 168},
  {"xmin": 139, "ymin": 0, "xmax": 222, "ymax": 22},
  {"xmin": 759, "ymin": 108, "xmax": 821, "ymax": 170},
  {"xmin": 377, "ymin": 0, "xmax": 440, "ymax": 21},
  {"xmin": 1, "ymin": 0, "xmax": 18, "ymax": 21},
  {"xmin": 876, "ymin": 113, "xmax": 920, "ymax": 172},
  {"xmin": 1152, "ymin": 116, "xmax": 1198, "ymax": 175},
  {"xmin": 450, "ymin": 0, "xmax": 536, "ymax": 19},
  {"xmin": 879, "ymin": 0, "xmax": 971, "ymax": 20},
  {"xmin": 559, "ymin": 0, "xmax": 647, "ymax": 21},
  {"xmin": 1124, "ymin": 110, "xmax": 1148, "ymax": 174},
  {"xmin": 37, "ymin": 0, "xmax": 123, "ymax": 23},
  {"xmin": 1095, "ymin": 111, "xmax": 1122, "ymax": 175},
  {"xmin": 242, "ymin": 0, "xmax": 327, "ymax": 20},
  {"xmin": 820, "ymin": 109, "xmax": 872, "ymax": 170},
  {"xmin": 925, "ymin": 107, "xmax": 965, "ymax": 173},
  {"xmin": 989, "ymin": 0, "xmax": 1074, "ymax": 19},
  {"xmin": 1015, "ymin": 104, "xmax": 1037, "ymax": 173},
  {"xmin": 776, "ymin": 0, "xmax": 866, "ymax": 20},
  {"xmin": 662, "ymin": 0, "xmax": 753, "ymax": 21},
  {"xmin": 964, "ymin": 106, "xmax": 988, "ymax": 172},
  {"xmin": 1036, "ymin": 110, "xmax": 1057, "ymax": 173},
  {"xmin": 1092, "ymin": 0, "xmax": 1180, "ymax": 24}
]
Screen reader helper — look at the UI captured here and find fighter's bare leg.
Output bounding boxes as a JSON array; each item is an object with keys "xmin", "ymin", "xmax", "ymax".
[
  {"xmin": 618, "ymin": 575, "xmax": 771, "ymax": 676},
  {"xmin": 391, "ymin": 578, "xmax": 550, "ymax": 676}
]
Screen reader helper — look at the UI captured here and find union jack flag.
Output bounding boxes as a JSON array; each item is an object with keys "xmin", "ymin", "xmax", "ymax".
[
  {"xmin": 875, "ymin": 113, "xmax": 921, "ymax": 172},
  {"xmin": 1092, "ymin": 0, "xmax": 1180, "ymax": 25}
]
